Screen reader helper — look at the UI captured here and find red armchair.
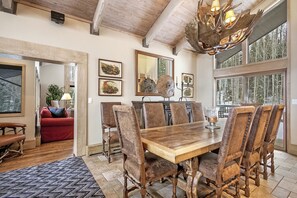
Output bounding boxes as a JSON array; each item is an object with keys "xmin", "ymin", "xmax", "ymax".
[{"xmin": 40, "ymin": 107, "xmax": 74, "ymax": 143}]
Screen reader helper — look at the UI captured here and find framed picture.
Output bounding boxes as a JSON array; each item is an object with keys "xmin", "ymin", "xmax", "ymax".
[
  {"xmin": 98, "ymin": 78, "xmax": 122, "ymax": 96},
  {"xmin": 98, "ymin": 59, "xmax": 122, "ymax": 78},
  {"xmin": 183, "ymin": 87, "xmax": 194, "ymax": 98},
  {"xmin": 182, "ymin": 73, "xmax": 194, "ymax": 86},
  {"xmin": 0, "ymin": 62, "xmax": 25, "ymax": 117}
]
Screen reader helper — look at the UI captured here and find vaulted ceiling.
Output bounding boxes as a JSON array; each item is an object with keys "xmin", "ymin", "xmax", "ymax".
[{"xmin": 1, "ymin": 0, "xmax": 264, "ymax": 54}]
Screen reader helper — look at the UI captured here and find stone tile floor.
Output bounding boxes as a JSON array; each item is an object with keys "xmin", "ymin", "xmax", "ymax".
[{"xmin": 83, "ymin": 150, "xmax": 297, "ymax": 198}]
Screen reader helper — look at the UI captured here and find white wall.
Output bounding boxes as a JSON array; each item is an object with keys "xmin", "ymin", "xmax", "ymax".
[
  {"xmin": 289, "ymin": 0, "xmax": 297, "ymax": 146},
  {"xmin": 0, "ymin": 57, "xmax": 36, "ymax": 141},
  {"xmin": 39, "ymin": 63, "xmax": 64, "ymax": 108},
  {"xmin": 0, "ymin": 4, "xmax": 198, "ymax": 146},
  {"xmin": 196, "ymin": 54, "xmax": 213, "ymax": 107}
]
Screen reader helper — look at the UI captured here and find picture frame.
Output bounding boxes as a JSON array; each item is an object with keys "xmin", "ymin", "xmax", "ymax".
[
  {"xmin": 183, "ymin": 87, "xmax": 194, "ymax": 98},
  {"xmin": 98, "ymin": 78, "xmax": 122, "ymax": 96},
  {"xmin": 0, "ymin": 62, "xmax": 25, "ymax": 117},
  {"xmin": 182, "ymin": 73, "xmax": 194, "ymax": 86},
  {"xmin": 98, "ymin": 59, "xmax": 122, "ymax": 78}
]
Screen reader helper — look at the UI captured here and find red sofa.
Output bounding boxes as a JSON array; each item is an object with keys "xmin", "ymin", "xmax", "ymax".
[{"xmin": 40, "ymin": 107, "xmax": 74, "ymax": 143}]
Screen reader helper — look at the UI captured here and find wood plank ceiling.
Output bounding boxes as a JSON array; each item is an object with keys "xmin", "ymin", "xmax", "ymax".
[{"xmin": 9, "ymin": 0, "xmax": 264, "ymax": 55}]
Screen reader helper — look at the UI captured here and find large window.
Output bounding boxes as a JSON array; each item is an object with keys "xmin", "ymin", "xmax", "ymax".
[
  {"xmin": 216, "ymin": 77, "xmax": 243, "ymax": 105},
  {"xmin": 249, "ymin": 23, "xmax": 287, "ymax": 63}
]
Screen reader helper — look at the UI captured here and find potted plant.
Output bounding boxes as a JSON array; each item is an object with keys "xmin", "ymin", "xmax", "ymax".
[{"xmin": 46, "ymin": 84, "xmax": 63, "ymax": 106}]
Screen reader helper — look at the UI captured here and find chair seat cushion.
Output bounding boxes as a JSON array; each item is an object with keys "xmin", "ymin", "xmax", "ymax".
[
  {"xmin": 145, "ymin": 152, "xmax": 177, "ymax": 181},
  {"xmin": 103, "ymin": 131, "xmax": 119, "ymax": 144},
  {"xmin": 0, "ymin": 134, "xmax": 26, "ymax": 147},
  {"xmin": 199, "ymin": 152, "xmax": 240, "ymax": 182},
  {"xmin": 243, "ymin": 151, "xmax": 260, "ymax": 167},
  {"xmin": 125, "ymin": 152, "xmax": 177, "ymax": 181}
]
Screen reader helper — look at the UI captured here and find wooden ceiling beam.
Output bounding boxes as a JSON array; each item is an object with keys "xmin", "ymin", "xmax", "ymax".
[
  {"xmin": 0, "ymin": 0, "xmax": 17, "ymax": 14},
  {"xmin": 90, "ymin": 0, "xmax": 106, "ymax": 35},
  {"xmin": 142, "ymin": 0, "xmax": 185, "ymax": 48},
  {"xmin": 173, "ymin": 36, "xmax": 187, "ymax": 55}
]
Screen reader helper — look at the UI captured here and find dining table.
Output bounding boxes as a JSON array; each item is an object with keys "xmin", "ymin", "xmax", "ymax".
[{"xmin": 141, "ymin": 119, "xmax": 226, "ymax": 198}]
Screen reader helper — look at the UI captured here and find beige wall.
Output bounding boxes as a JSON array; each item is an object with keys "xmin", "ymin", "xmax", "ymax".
[
  {"xmin": 288, "ymin": 0, "xmax": 297, "ymax": 149},
  {"xmin": 196, "ymin": 54, "xmax": 213, "ymax": 108},
  {"xmin": 40, "ymin": 63, "xmax": 64, "ymax": 108},
  {"xmin": 0, "ymin": 57, "xmax": 36, "ymax": 141},
  {"xmin": 0, "ymin": 4, "xmax": 197, "ymax": 146}
]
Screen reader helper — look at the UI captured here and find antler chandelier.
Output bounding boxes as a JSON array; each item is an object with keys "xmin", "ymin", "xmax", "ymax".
[{"xmin": 185, "ymin": 0, "xmax": 263, "ymax": 55}]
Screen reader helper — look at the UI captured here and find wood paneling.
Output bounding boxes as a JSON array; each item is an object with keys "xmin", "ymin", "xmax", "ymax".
[
  {"xmin": 15, "ymin": 0, "xmax": 265, "ymax": 49},
  {"xmin": 17, "ymin": 0, "xmax": 99, "ymax": 22}
]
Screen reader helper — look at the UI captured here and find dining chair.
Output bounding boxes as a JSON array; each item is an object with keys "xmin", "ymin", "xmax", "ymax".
[
  {"xmin": 241, "ymin": 105, "xmax": 272, "ymax": 197},
  {"xmin": 262, "ymin": 104, "xmax": 285, "ymax": 179},
  {"xmin": 191, "ymin": 102, "xmax": 204, "ymax": 122},
  {"xmin": 198, "ymin": 106, "xmax": 255, "ymax": 198},
  {"xmin": 143, "ymin": 103, "xmax": 166, "ymax": 128},
  {"xmin": 170, "ymin": 103, "xmax": 189, "ymax": 125},
  {"xmin": 113, "ymin": 105, "xmax": 178, "ymax": 198},
  {"xmin": 100, "ymin": 102, "xmax": 121, "ymax": 163}
]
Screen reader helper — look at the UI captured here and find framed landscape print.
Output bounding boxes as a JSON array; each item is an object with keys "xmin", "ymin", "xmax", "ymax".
[
  {"xmin": 0, "ymin": 62, "xmax": 25, "ymax": 117},
  {"xmin": 183, "ymin": 87, "xmax": 194, "ymax": 98},
  {"xmin": 98, "ymin": 78, "xmax": 122, "ymax": 96},
  {"xmin": 182, "ymin": 73, "xmax": 194, "ymax": 86},
  {"xmin": 98, "ymin": 59, "xmax": 122, "ymax": 78}
]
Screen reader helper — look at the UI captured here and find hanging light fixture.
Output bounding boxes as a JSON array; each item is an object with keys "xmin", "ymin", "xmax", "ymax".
[{"xmin": 185, "ymin": 0, "xmax": 263, "ymax": 55}]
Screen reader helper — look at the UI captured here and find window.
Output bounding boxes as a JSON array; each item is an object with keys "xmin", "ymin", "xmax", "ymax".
[
  {"xmin": 215, "ymin": 45, "xmax": 242, "ymax": 69},
  {"xmin": 216, "ymin": 77, "xmax": 243, "ymax": 105},
  {"xmin": 249, "ymin": 23, "xmax": 287, "ymax": 63}
]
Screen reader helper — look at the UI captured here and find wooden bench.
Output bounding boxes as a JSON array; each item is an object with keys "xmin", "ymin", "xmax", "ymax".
[{"xmin": 0, "ymin": 122, "xmax": 26, "ymax": 163}]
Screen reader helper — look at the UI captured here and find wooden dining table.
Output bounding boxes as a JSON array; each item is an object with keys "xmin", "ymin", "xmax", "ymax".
[{"xmin": 141, "ymin": 119, "xmax": 226, "ymax": 198}]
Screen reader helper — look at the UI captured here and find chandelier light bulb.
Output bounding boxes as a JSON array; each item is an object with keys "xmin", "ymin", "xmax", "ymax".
[
  {"xmin": 211, "ymin": 0, "xmax": 220, "ymax": 12},
  {"xmin": 225, "ymin": 9, "xmax": 236, "ymax": 24}
]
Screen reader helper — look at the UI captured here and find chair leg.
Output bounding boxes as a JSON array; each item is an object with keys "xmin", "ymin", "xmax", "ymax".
[
  {"xmin": 123, "ymin": 174, "xmax": 129, "ymax": 198},
  {"xmin": 244, "ymin": 167, "xmax": 250, "ymax": 197},
  {"xmin": 263, "ymin": 153, "xmax": 268, "ymax": 180},
  {"xmin": 172, "ymin": 175, "xmax": 177, "ymax": 198},
  {"xmin": 255, "ymin": 162, "xmax": 260, "ymax": 187},
  {"xmin": 140, "ymin": 186, "xmax": 146, "ymax": 198},
  {"xmin": 107, "ymin": 138, "xmax": 111, "ymax": 163},
  {"xmin": 271, "ymin": 151, "xmax": 275, "ymax": 174},
  {"xmin": 216, "ymin": 186, "xmax": 222, "ymax": 198},
  {"xmin": 235, "ymin": 177, "xmax": 241, "ymax": 198}
]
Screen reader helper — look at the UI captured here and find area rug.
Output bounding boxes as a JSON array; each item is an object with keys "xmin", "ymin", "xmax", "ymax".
[{"xmin": 0, "ymin": 157, "xmax": 105, "ymax": 198}]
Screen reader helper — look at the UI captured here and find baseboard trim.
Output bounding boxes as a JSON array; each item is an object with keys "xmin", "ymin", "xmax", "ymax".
[
  {"xmin": 86, "ymin": 144, "xmax": 103, "ymax": 156},
  {"xmin": 288, "ymin": 143, "xmax": 297, "ymax": 156},
  {"xmin": 24, "ymin": 139, "xmax": 36, "ymax": 150}
]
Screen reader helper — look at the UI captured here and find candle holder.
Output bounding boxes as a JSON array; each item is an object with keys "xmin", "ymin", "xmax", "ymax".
[
  {"xmin": 175, "ymin": 77, "xmax": 189, "ymax": 101},
  {"xmin": 205, "ymin": 107, "xmax": 220, "ymax": 130}
]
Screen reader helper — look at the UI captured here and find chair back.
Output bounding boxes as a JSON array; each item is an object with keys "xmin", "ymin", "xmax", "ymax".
[
  {"xmin": 245, "ymin": 105, "xmax": 272, "ymax": 153},
  {"xmin": 218, "ymin": 106, "xmax": 255, "ymax": 167},
  {"xmin": 101, "ymin": 102, "xmax": 121, "ymax": 128},
  {"xmin": 113, "ymin": 105, "xmax": 145, "ymax": 177},
  {"xmin": 191, "ymin": 102, "xmax": 204, "ymax": 122},
  {"xmin": 265, "ymin": 104, "xmax": 285, "ymax": 144},
  {"xmin": 170, "ymin": 103, "xmax": 189, "ymax": 125},
  {"xmin": 143, "ymin": 103, "xmax": 166, "ymax": 128}
]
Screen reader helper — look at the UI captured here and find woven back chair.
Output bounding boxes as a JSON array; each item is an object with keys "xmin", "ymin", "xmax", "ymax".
[
  {"xmin": 100, "ymin": 102, "xmax": 121, "ymax": 163},
  {"xmin": 143, "ymin": 103, "xmax": 166, "ymax": 128},
  {"xmin": 191, "ymin": 102, "xmax": 204, "ymax": 122},
  {"xmin": 241, "ymin": 105, "xmax": 272, "ymax": 197},
  {"xmin": 113, "ymin": 105, "xmax": 178, "ymax": 198},
  {"xmin": 262, "ymin": 104, "xmax": 284, "ymax": 179},
  {"xmin": 170, "ymin": 103, "xmax": 189, "ymax": 125},
  {"xmin": 198, "ymin": 106, "xmax": 255, "ymax": 197}
]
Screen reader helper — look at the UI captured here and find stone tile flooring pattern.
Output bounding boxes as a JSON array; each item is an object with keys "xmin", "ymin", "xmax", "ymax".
[{"xmin": 83, "ymin": 150, "xmax": 297, "ymax": 198}]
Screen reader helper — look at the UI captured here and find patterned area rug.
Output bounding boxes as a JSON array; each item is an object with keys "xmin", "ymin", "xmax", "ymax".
[{"xmin": 0, "ymin": 157, "xmax": 105, "ymax": 198}]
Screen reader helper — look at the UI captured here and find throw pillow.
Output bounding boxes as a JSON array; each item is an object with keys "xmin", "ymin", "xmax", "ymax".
[{"xmin": 48, "ymin": 107, "xmax": 66, "ymax": 118}]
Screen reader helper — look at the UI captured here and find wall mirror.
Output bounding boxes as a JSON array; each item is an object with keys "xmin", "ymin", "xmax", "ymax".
[
  {"xmin": 0, "ymin": 62, "xmax": 25, "ymax": 117},
  {"xmin": 135, "ymin": 50, "xmax": 174, "ymax": 96}
]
